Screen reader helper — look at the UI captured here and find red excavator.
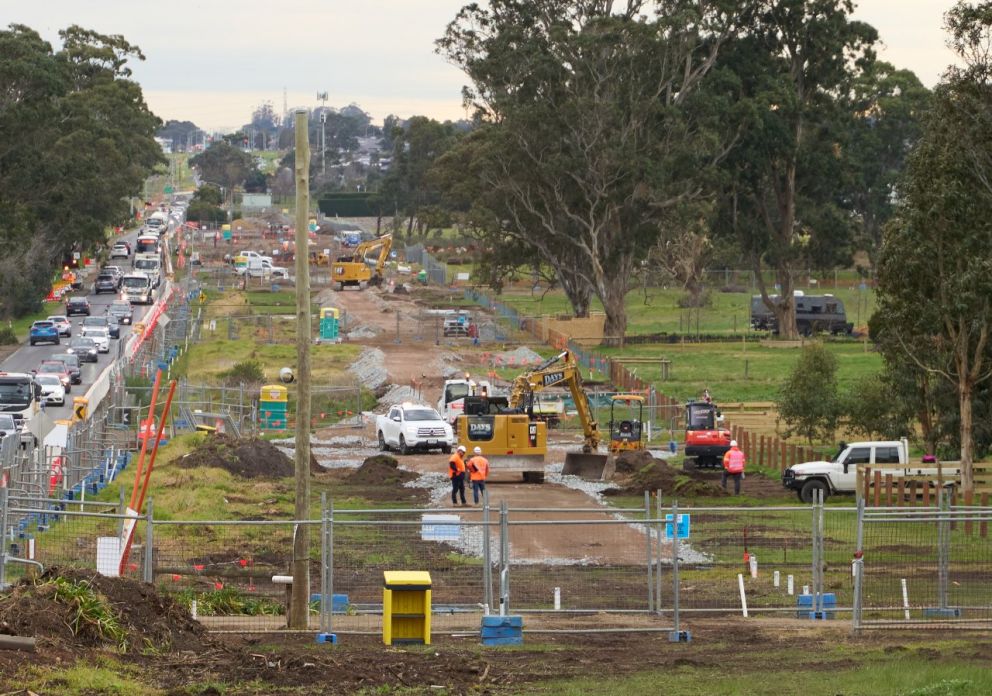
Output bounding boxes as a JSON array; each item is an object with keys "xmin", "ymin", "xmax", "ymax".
[{"xmin": 683, "ymin": 398, "xmax": 732, "ymax": 470}]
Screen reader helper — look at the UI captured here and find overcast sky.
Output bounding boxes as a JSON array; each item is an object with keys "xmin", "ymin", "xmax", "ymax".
[{"xmin": 4, "ymin": 0, "xmax": 960, "ymax": 132}]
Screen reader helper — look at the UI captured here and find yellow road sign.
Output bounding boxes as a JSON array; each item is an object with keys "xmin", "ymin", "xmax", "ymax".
[{"xmin": 72, "ymin": 397, "xmax": 88, "ymax": 421}]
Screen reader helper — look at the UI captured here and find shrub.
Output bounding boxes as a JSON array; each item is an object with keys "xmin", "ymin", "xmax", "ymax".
[
  {"xmin": 220, "ymin": 359, "xmax": 264, "ymax": 385},
  {"xmin": 0, "ymin": 325, "xmax": 17, "ymax": 345}
]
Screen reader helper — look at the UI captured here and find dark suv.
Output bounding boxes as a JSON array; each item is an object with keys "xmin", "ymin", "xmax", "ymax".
[
  {"xmin": 94, "ymin": 274, "xmax": 118, "ymax": 294},
  {"xmin": 65, "ymin": 296, "xmax": 91, "ymax": 316}
]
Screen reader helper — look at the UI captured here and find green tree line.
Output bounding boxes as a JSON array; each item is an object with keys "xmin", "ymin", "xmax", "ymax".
[{"xmin": 0, "ymin": 24, "xmax": 163, "ymax": 318}]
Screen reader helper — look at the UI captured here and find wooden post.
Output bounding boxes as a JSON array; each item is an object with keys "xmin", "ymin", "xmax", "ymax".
[
  {"xmin": 909, "ymin": 481, "xmax": 917, "ymax": 507},
  {"xmin": 289, "ymin": 109, "xmax": 312, "ymax": 630},
  {"xmin": 896, "ymin": 479, "xmax": 905, "ymax": 507},
  {"xmin": 781, "ymin": 441, "xmax": 787, "ymax": 472},
  {"xmin": 923, "ymin": 481, "xmax": 931, "ymax": 508},
  {"xmin": 789, "ymin": 444, "xmax": 797, "ymax": 468},
  {"xmin": 873, "ymin": 470, "xmax": 881, "ymax": 507},
  {"xmin": 884, "ymin": 474, "xmax": 893, "ymax": 506}
]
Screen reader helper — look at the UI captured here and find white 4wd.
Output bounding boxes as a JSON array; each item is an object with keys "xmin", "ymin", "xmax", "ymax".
[
  {"xmin": 376, "ymin": 403, "xmax": 454, "ymax": 455},
  {"xmin": 783, "ymin": 438, "xmax": 913, "ymax": 502}
]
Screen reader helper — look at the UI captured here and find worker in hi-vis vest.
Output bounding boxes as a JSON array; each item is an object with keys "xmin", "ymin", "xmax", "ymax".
[
  {"xmin": 466, "ymin": 446, "xmax": 490, "ymax": 505},
  {"xmin": 722, "ymin": 440, "xmax": 746, "ymax": 495},
  {"xmin": 448, "ymin": 445, "xmax": 468, "ymax": 506}
]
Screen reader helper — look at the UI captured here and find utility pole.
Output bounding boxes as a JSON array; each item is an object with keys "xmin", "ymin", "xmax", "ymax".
[{"xmin": 290, "ymin": 109, "xmax": 312, "ymax": 630}]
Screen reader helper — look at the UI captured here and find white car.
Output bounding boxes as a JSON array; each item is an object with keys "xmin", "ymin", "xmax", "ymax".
[
  {"xmin": 81, "ymin": 326, "xmax": 110, "ymax": 353},
  {"xmin": 375, "ymin": 403, "xmax": 455, "ymax": 454},
  {"xmin": 46, "ymin": 315, "xmax": 72, "ymax": 337},
  {"xmin": 34, "ymin": 374, "xmax": 65, "ymax": 406}
]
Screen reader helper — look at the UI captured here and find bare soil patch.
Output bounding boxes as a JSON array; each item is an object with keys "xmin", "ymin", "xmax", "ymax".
[
  {"xmin": 178, "ymin": 433, "xmax": 321, "ymax": 478},
  {"xmin": 606, "ymin": 454, "xmax": 727, "ymax": 498}
]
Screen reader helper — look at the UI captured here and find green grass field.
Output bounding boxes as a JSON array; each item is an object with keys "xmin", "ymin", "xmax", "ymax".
[{"xmin": 495, "ymin": 282, "xmax": 877, "ymax": 336}]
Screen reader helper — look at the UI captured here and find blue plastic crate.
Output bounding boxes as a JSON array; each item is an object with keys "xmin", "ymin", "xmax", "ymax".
[{"xmin": 481, "ymin": 615, "xmax": 522, "ymax": 646}]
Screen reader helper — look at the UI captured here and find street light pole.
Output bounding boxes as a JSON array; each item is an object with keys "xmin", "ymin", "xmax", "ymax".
[{"xmin": 320, "ymin": 112, "xmax": 327, "ymax": 177}]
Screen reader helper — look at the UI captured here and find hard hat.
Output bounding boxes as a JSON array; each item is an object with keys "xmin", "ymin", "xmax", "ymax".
[
  {"xmin": 730, "ymin": 440, "xmax": 738, "ymax": 447},
  {"xmin": 457, "ymin": 445, "xmax": 466, "ymax": 453},
  {"xmin": 473, "ymin": 447, "xmax": 482, "ymax": 455}
]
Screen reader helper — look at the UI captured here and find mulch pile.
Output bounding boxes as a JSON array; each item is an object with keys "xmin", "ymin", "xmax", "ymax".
[
  {"xmin": 346, "ymin": 455, "xmax": 416, "ymax": 485},
  {"xmin": 178, "ymin": 433, "xmax": 320, "ymax": 478},
  {"xmin": 0, "ymin": 567, "xmax": 210, "ymax": 652},
  {"xmin": 606, "ymin": 452, "xmax": 726, "ymax": 497}
]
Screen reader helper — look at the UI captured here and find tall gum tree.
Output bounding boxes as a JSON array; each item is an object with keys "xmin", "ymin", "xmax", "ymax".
[
  {"xmin": 716, "ymin": 0, "xmax": 877, "ymax": 339},
  {"xmin": 438, "ymin": 0, "xmax": 744, "ymax": 344},
  {"xmin": 877, "ymin": 1, "xmax": 992, "ymax": 492}
]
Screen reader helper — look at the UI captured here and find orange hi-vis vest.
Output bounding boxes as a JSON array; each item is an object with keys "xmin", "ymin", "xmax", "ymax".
[
  {"xmin": 723, "ymin": 448, "xmax": 745, "ymax": 474},
  {"xmin": 467, "ymin": 455, "xmax": 490, "ymax": 481},
  {"xmin": 448, "ymin": 452, "xmax": 466, "ymax": 478}
]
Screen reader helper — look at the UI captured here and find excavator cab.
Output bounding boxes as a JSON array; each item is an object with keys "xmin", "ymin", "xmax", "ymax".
[{"xmin": 609, "ymin": 394, "xmax": 646, "ymax": 453}]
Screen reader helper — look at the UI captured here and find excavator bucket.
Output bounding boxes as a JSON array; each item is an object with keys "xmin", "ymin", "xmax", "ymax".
[{"xmin": 562, "ymin": 452, "xmax": 610, "ymax": 480}]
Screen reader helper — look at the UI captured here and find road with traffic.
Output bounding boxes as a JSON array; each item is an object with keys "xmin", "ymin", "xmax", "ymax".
[{"xmin": 0, "ymin": 227, "xmax": 162, "ymax": 420}]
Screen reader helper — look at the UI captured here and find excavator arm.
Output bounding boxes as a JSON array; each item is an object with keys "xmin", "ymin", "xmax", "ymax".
[{"xmin": 508, "ymin": 351, "xmax": 600, "ymax": 453}]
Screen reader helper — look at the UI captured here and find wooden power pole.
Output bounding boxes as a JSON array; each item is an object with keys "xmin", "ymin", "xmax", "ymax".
[{"xmin": 290, "ymin": 109, "xmax": 312, "ymax": 629}]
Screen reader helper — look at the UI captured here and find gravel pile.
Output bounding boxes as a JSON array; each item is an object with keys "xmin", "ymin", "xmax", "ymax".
[
  {"xmin": 494, "ymin": 346, "xmax": 544, "ymax": 365},
  {"xmin": 348, "ymin": 347, "xmax": 388, "ymax": 389},
  {"xmin": 347, "ymin": 326, "xmax": 379, "ymax": 339},
  {"xmin": 379, "ymin": 384, "xmax": 421, "ymax": 405}
]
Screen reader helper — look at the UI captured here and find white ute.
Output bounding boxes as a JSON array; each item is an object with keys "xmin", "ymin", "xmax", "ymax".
[
  {"xmin": 782, "ymin": 438, "xmax": 958, "ymax": 502},
  {"xmin": 376, "ymin": 403, "xmax": 455, "ymax": 455}
]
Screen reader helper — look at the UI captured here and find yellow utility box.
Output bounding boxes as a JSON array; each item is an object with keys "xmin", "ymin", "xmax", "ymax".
[{"xmin": 382, "ymin": 571, "xmax": 431, "ymax": 646}]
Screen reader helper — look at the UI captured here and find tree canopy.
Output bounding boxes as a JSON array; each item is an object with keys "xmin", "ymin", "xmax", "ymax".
[{"xmin": 0, "ymin": 23, "xmax": 163, "ymax": 318}]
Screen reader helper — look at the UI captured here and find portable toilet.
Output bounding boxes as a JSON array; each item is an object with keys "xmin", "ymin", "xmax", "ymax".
[
  {"xmin": 259, "ymin": 384, "xmax": 288, "ymax": 430},
  {"xmin": 222, "ymin": 224, "xmax": 232, "ymax": 242},
  {"xmin": 319, "ymin": 307, "xmax": 339, "ymax": 341}
]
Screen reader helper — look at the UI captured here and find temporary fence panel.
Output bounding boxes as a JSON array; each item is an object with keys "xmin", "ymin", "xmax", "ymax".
[{"xmin": 855, "ymin": 498, "xmax": 992, "ymax": 630}]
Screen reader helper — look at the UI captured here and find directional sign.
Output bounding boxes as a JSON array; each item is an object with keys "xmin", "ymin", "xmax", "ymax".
[{"xmin": 72, "ymin": 397, "xmax": 88, "ymax": 422}]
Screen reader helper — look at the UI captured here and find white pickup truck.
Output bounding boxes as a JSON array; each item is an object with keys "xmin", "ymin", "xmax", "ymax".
[
  {"xmin": 376, "ymin": 403, "xmax": 455, "ymax": 455},
  {"xmin": 781, "ymin": 438, "xmax": 955, "ymax": 502}
]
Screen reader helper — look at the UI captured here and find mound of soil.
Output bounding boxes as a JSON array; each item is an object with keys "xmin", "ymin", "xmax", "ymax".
[
  {"xmin": 0, "ymin": 568, "xmax": 210, "ymax": 652},
  {"xmin": 179, "ymin": 433, "xmax": 320, "ymax": 478},
  {"xmin": 605, "ymin": 456, "xmax": 727, "ymax": 498},
  {"xmin": 614, "ymin": 449, "xmax": 655, "ymax": 474},
  {"xmin": 346, "ymin": 454, "xmax": 416, "ymax": 485}
]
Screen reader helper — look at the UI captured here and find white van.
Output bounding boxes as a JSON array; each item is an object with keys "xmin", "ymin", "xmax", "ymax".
[
  {"xmin": 121, "ymin": 272, "xmax": 153, "ymax": 305},
  {"xmin": 134, "ymin": 253, "xmax": 162, "ymax": 287}
]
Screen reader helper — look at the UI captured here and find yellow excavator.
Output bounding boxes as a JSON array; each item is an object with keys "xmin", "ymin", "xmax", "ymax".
[
  {"xmin": 456, "ymin": 350, "xmax": 609, "ymax": 482},
  {"xmin": 331, "ymin": 233, "xmax": 392, "ymax": 290}
]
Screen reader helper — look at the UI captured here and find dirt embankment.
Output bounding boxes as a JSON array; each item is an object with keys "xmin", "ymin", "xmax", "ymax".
[
  {"xmin": 0, "ymin": 568, "xmax": 210, "ymax": 653},
  {"xmin": 178, "ymin": 434, "xmax": 321, "ymax": 478}
]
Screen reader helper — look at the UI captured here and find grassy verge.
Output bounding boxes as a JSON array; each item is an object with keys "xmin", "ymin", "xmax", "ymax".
[{"xmin": 6, "ymin": 299, "xmax": 67, "ymax": 342}]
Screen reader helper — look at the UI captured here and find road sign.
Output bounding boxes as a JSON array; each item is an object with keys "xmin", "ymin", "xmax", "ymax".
[
  {"xmin": 72, "ymin": 397, "xmax": 88, "ymax": 421},
  {"xmin": 164, "ymin": 185, "xmax": 174, "ymax": 194}
]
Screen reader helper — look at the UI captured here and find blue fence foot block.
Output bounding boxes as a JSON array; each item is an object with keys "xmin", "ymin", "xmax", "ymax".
[
  {"xmin": 315, "ymin": 633, "xmax": 338, "ymax": 644},
  {"xmin": 481, "ymin": 635, "xmax": 523, "ymax": 646},
  {"xmin": 668, "ymin": 630, "xmax": 692, "ymax": 643},
  {"xmin": 923, "ymin": 607, "xmax": 962, "ymax": 618}
]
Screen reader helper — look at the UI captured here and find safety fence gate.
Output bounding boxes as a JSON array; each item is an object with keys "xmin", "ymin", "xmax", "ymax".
[{"xmin": 853, "ymin": 495, "xmax": 992, "ymax": 630}]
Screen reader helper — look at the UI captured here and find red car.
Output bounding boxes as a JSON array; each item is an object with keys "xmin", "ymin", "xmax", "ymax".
[{"xmin": 36, "ymin": 360, "xmax": 72, "ymax": 393}]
